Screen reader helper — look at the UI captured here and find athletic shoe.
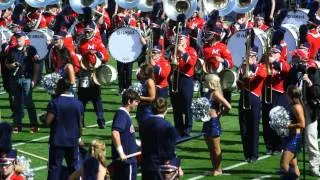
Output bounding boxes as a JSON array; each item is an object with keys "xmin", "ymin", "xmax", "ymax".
[{"xmin": 29, "ymin": 127, "xmax": 40, "ymax": 133}]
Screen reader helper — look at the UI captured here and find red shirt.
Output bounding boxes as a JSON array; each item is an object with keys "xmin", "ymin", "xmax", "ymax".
[
  {"xmin": 202, "ymin": 42, "xmax": 234, "ymax": 70},
  {"xmin": 280, "ymin": 40, "xmax": 288, "ymax": 62},
  {"xmin": 170, "ymin": 47, "xmax": 198, "ymax": 77},
  {"xmin": 79, "ymin": 36, "xmax": 109, "ymax": 63},
  {"xmin": 154, "ymin": 56, "xmax": 171, "ymax": 88},
  {"xmin": 0, "ymin": 172, "xmax": 24, "ymax": 180}
]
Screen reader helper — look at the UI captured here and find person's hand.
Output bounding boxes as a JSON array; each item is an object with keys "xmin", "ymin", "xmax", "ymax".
[
  {"xmin": 215, "ymin": 56, "xmax": 224, "ymax": 63},
  {"xmin": 119, "ymin": 153, "xmax": 127, "ymax": 161},
  {"xmin": 269, "ymin": 56, "xmax": 275, "ymax": 64},
  {"xmin": 31, "ymin": 81, "xmax": 35, "ymax": 88},
  {"xmin": 150, "ymin": 59, "xmax": 156, "ymax": 66},
  {"xmin": 178, "ymin": 43, "xmax": 186, "ymax": 53}
]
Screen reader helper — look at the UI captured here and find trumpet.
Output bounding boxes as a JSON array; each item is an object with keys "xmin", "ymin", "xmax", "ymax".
[
  {"xmin": 242, "ymin": 29, "xmax": 252, "ymax": 110},
  {"xmin": 264, "ymin": 29, "xmax": 273, "ymax": 104}
]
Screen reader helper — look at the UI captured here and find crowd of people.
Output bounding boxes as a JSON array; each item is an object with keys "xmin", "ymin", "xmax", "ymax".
[{"xmin": 0, "ymin": 0, "xmax": 320, "ymax": 179}]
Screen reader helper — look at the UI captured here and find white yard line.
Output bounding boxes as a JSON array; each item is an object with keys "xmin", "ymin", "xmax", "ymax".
[
  {"xmin": 13, "ymin": 136, "xmax": 50, "ymax": 147},
  {"xmin": 32, "ymin": 165, "xmax": 47, "ymax": 172},
  {"xmin": 17, "ymin": 149, "xmax": 48, "ymax": 162},
  {"xmin": 0, "ymin": 91, "xmax": 6, "ymax": 95},
  {"xmin": 252, "ymin": 175, "xmax": 272, "ymax": 180}
]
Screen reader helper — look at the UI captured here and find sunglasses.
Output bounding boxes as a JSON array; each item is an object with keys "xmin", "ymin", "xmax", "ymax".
[{"xmin": 0, "ymin": 162, "xmax": 13, "ymax": 167}]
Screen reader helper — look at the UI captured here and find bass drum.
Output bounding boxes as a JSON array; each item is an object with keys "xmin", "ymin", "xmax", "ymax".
[
  {"xmin": 27, "ymin": 29, "xmax": 53, "ymax": 60},
  {"xmin": 92, "ymin": 64, "xmax": 118, "ymax": 86},
  {"xmin": 108, "ymin": 27, "xmax": 142, "ymax": 63},
  {"xmin": 219, "ymin": 69, "xmax": 237, "ymax": 91},
  {"xmin": 281, "ymin": 24, "xmax": 299, "ymax": 63},
  {"xmin": 0, "ymin": 27, "xmax": 13, "ymax": 52},
  {"xmin": 282, "ymin": 8, "xmax": 309, "ymax": 27},
  {"xmin": 227, "ymin": 28, "xmax": 266, "ymax": 67}
]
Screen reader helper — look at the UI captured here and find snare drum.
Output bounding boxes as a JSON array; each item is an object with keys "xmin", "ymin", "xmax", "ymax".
[
  {"xmin": 227, "ymin": 28, "xmax": 266, "ymax": 67},
  {"xmin": 108, "ymin": 27, "xmax": 143, "ymax": 63},
  {"xmin": 27, "ymin": 29, "xmax": 53, "ymax": 60},
  {"xmin": 281, "ymin": 24, "xmax": 299, "ymax": 62},
  {"xmin": 282, "ymin": 8, "xmax": 309, "ymax": 27},
  {"xmin": 92, "ymin": 64, "xmax": 118, "ymax": 86},
  {"xmin": 0, "ymin": 27, "xmax": 12, "ymax": 52},
  {"xmin": 219, "ymin": 69, "xmax": 237, "ymax": 91}
]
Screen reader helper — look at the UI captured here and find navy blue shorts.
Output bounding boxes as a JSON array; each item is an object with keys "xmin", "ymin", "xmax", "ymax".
[
  {"xmin": 282, "ymin": 133, "xmax": 302, "ymax": 154},
  {"xmin": 202, "ymin": 117, "xmax": 222, "ymax": 137}
]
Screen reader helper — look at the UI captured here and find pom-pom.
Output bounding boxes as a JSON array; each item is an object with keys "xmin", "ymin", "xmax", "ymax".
[
  {"xmin": 128, "ymin": 82, "xmax": 144, "ymax": 96},
  {"xmin": 16, "ymin": 156, "xmax": 34, "ymax": 179},
  {"xmin": 40, "ymin": 72, "xmax": 62, "ymax": 94},
  {"xmin": 191, "ymin": 97, "xmax": 211, "ymax": 122},
  {"xmin": 269, "ymin": 106, "xmax": 291, "ymax": 138}
]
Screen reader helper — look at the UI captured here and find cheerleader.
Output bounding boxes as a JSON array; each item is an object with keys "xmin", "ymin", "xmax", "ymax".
[
  {"xmin": 280, "ymin": 85, "xmax": 305, "ymax": 179},
  {"xmin": 203, "ymin": 74, "xmax": 231, "ymax": 176}
]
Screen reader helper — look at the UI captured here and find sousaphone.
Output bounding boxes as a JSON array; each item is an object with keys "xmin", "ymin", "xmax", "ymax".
[
  {"xmin": 0, "ymin": 0, "xmax": 15, "ymax": 10},
  {"xmin": 232, "ymin": 0, "xmax": 259, "ymax": 13},
  {"xmin": 202, "ymin": 0, "xmax": 235, "ymax": 17}
]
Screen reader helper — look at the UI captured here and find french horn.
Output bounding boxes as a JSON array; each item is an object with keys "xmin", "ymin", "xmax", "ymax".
[
  {"xmin": 202, "ymin": 0, "xmax": 235, "ymax": 17},
  {"xmin": 232, "ymin": 0, "xmax": 259, "ymax": 13},
  {"xmin": 163, "ymin": 0, "xmax": 198, "ymax": 21}
]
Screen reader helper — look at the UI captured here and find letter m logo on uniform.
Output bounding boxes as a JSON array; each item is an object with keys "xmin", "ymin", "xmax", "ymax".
[{"xmin": 88, "ymin": 44, "xmax": 95, "ymax": 50}]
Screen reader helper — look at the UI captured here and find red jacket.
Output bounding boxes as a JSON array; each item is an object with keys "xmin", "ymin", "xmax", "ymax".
[
  {"xmin": 79, "ymin": 36, "xmax": 109, "ymax": 63},
  {"xmin": 239, "ymin": 63, "xmax": 267, "ymax": 97},
  {"xmin": 170, "ymin": 47, "xmax": 198, "ymax": 77},
  {"xmin": 271, "ymin": 60, "xmax": 291, "ymax": 93},
  {"xmin": 202, "ymin": 42, "xmax": 234, "ymax": 70},
  {"xmin": 258, "ymin": 24, "xmax": 269, "ymax": 31},
  {"xmin": 306, "ymin": 28, "xmax": 320, "ymax": 61},
  {"xmin": 280, "ymin": 40, "xmax": 288, "ymax": 62},
  {"xmin": 154, "ymin": 56, "xmax": 171, "ymax": 88},
  {"xmin": 26, "ymin": 11, "xmax": 47, "ymax": 29},
  {"xmin": 186, "ymin": 16, "xmax": 205, "ymax": 30}
]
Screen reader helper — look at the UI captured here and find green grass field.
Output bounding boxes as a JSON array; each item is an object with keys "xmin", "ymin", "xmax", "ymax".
[{"xmin": 0, "ymin": 59, "xmax": 319, "ymax": 179}]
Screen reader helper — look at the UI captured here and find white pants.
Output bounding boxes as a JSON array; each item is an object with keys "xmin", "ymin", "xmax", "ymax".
[{"xmin": 305, "ymin": 119, "xmax": 320, "ymax": 170}]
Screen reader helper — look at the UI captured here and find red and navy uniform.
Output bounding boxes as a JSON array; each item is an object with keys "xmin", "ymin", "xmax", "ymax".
[
  {"xmin": 279, "ymin": 40, "xmax": 288, "ymax": 62},
  {"xmin": 47, "ymin": 94, "xmax": 83, "ymax": 179},
  {"xmin": 74, "ymin": 22, "xmax": 103, "ymax": 41},
  {"xmin": 111, "ymin": 107, "xmax": 138, "ymax": 180},
  {"xmin": 43, "ymin": 12, "xmax": 56, "ymax": 28},
  {"xmin": 170, "ymin": 46, "xmax": 197, "ymax": 136},
  {"xmin": 154, "ymin": 56, "xmax": 171, "ymax": 98},
  {"xmin": 306, "ymin": 28, "xmax": 320, "ymax": 61},
  {"xmin": 261, "ymin": 59, "xmax": 290, "ymax": 153},
  {"xmin": 78, "ymin": 36, "xmax": 109, "ymax": 128},
  {"xmin": 0, "ymin": 172, "xmax": 24, "ymax": 180},
  {"xmin": 202, "ymin": 42, "xmax": 234, "ymax": 70},
  {"xmin": 26, "ymin": 10, "xmax": 47, "ymax": 29},
  {"xmin": 139, "ymin": 114, "xmax": 179, "ymax": 179},
  {"xmin": 96, "ymin": 7, "xmax": 112, "ymax": 46},
  {"xmin": 113, "ymin": 13, "xmax": 137, "ymax": 28},
  {"xmin": 238, "ymin": 63, "xmax": 267, "ymax": 160}
]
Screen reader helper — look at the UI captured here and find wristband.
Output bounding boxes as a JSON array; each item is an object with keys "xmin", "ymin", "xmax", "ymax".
[{"xmin": 116, "ymin": 145, "xmax": 125, "ymax": 156}]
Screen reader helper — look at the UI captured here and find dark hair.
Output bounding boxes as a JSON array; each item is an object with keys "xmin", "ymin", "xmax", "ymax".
[
  {"xmin": 58, "ymin": 48, "xmax": 73, "ymax": 65},
  {"xmin": 287, "ymin": 85, "xmax": 303, "ymax": 105},
  {"xmin": 139, "ymin": 63, "xmax": 154, "ymax": 80},
  {"xmin": 55, "ymin": 78, "xmax": 71, "ymax": 95},
  {"xmin": 122, "ymin": 89, "xmax": 140, "ymax": 105},
  {"xmin": 152, "ymin": 98, "xmax": 168, "ymax": 114}
]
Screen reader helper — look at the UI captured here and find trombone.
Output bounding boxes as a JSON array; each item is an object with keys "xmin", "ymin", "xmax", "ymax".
[
  {"xmin": 264, "ymin": 29, "xmax": 273, "ymax": 104},
  {"xmin": 242, "ymin": 29, "xmax": 252, "ymax": 110},
  {"xmin": 171, "ymin": 21, "xmax": 183, "ymax": 93}
]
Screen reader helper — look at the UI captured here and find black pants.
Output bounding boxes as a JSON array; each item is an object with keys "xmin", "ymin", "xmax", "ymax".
[
  {"xmin": 142, "ymin": 169, "xmax": 161, "ymax": 180},
  {"xmin": 117, "ymin": 61, "xmax": 133, "ymax": 93}
]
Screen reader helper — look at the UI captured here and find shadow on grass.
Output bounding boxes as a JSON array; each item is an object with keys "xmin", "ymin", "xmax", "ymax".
[{"xmin": 228, "ymin": 169, "xmax": 278, "ymax": 179}]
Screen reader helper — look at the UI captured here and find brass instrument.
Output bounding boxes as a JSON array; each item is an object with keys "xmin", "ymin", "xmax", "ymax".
[
  {"xmin": 233, "ymin": 0, "xmax": 259, "ymax": 13},
  {"xmin": 69, "ymin": 0, "xmax": 100, "ymax": 14},
  {"xmin": 0, "ymin": 0, "xmax": 15, "ymax": 10},
  {"xmin": 264, "ymin": 29, "xmax": 273, "ymax": 104},
  {"xmin": 171, "ymin": 22, "xmax": 183, "ymax": 93},
  {"xmin": 242, "ymin": 29, "xmax": 252, "ymax": 110},
  {"xmin": 137, "ymin": 0, "xmax": 156, "ymax": 12},
  {"xmin": 202, "ymin": 0, "xmax": 235, "ymax": 16}
]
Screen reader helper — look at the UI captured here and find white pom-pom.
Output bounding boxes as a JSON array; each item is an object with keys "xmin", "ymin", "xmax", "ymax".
[
  {"xmin": 269, "ymin": 106, "xmax": 291, "ymax": 138},
  {"xmin": 191, "ymin": 97, "xmax": 211, "ymax": 122},
  {"xmin": 40, "ymin": 72, "xmax": 62, "ymax": 94},
  {"xmin": 128, "ymin": 82, "xmax": 144, "ymax": 96}
]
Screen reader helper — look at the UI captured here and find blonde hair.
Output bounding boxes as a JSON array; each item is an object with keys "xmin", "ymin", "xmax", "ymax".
[
  {"xmin": 205, "ymin": 74, "xmax": 221, "ymax": 91},
  {"xmin": 89, "ymin": 140, "xmax": 107, "ymax": 167}
]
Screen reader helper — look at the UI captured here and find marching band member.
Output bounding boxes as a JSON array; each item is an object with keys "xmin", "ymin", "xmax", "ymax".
[
  {"xmin": 238, "ymin": 46, "xmax": 267, "ymax": 162},
  {"xmin": 280, "ymin": 85, "xmax": 305, "ymax": 179},
  {"xmin": 43, "ymin": 4, "xmax": 60, "ymax": 29},
  {"xmin": 186, "ymin": 10, "xmax": 205, "ymax": 51},
  {"xmin": 203, "ymin": 74, "xmax": 231, "ymax": 176},
  {"xmin": 5, "ymin": 32, "xmax": 40, "ymax": 134},
  {"xmin": 0, "ymin": 9, "xmax": 12, "ymax": 27},
  {"xmin": 150, "ymin": 45, "xmax": 171, "ymax": 98},
  {"xmin": 96, "ymin": 3, "xmax": 112, "ymax": 46},
  {"xmin": 111, "ymin": 89, "xmax": 140, "ymax": 180},
  {"xmin": 170, "ymin": 30, "xmax": 198, "ymax": 137},
  {"xmin": 0, "ymin": 151, "xmax": 24, "ymax": 180},
  {"xmin": 262, "ymin": 45, "xmax": 290, "ymax": 155},
  {"xmin": 49, "ymin": 32, "xmax": 76, "ymax": 87},
  {"xmin": 74, "ymin": 8, "xmax": 102, "ymax": 41},
  {"xmin": 25, "ymin": 7, "xmax": 47, "ymax": 30},
  {"xmin": 78, "ymin": 22, "xmax": 109, "ymax": 129},
  {"xmin": 254, "ymin": 14, "xmax": 269, "ymax": 31},
  {"xmin": 136, "ymin": 63, "xmax": 156, "ymax": 125},
  {"xmin": 46, "ymin": 78, "xmax": 83, "ymax": 180},
  {"xmin": 285, "ymin": 47, "xmax": 320, "ymax": 176},
  {"xmin": 230, "ymin": 13, "xmax": 247, "ymax": 33},
  {"xmin": 140, "ymin": 98, "xmax": 182, "ymax": 179},
  {"xmin": 307, "ymin": 2, "xmax": 320, "ymax": 62},
  {"xmin": 49, "ymin": 31, "xmax": 80, "ymax": 73}
]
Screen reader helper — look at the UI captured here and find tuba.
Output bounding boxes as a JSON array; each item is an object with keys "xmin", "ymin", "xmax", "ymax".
[
  {"xmin": 163, "ymin": 0, "xmax": 198, "ymax": 21},
  {"xmin": 233, "ymin": 0, "xmax": 259, "ymax": 13},
  {"xmin": 137, "ymin": 0, "xmax": 156, "ymax": 12},
  {"xmin": 25, "ymin": 0, "xmax": 47, "ymax": 8},
  {"xmin": 69, "ymin": 0, "xmax": 100, "ymax": 14},
  {"xmin": 116, "ymin": 0, "xmax": 140, "ymax": 9},
  {"xmin": 0, "ymin": 0, "xmax": 15, "ymax": 10},
  {"xmin": 202, "ymin": 0, "xmax": 235, "ymax": 17}
]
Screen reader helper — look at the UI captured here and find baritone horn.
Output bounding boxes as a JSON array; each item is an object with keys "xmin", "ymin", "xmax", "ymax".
[
  {"xmin": 163, "ymin": 0, "xmax": 197, "ymax": 21},
  {"xmin": 0, "ymin": 0, "xmax": 15, "ymax": 10},
  {"xmin": 233, "ymin": 0, "xmax": 259, "ymax": 13},
  {"xmin": 202, "ymin": 0, "xmax": 235, "ymax": 16}
]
